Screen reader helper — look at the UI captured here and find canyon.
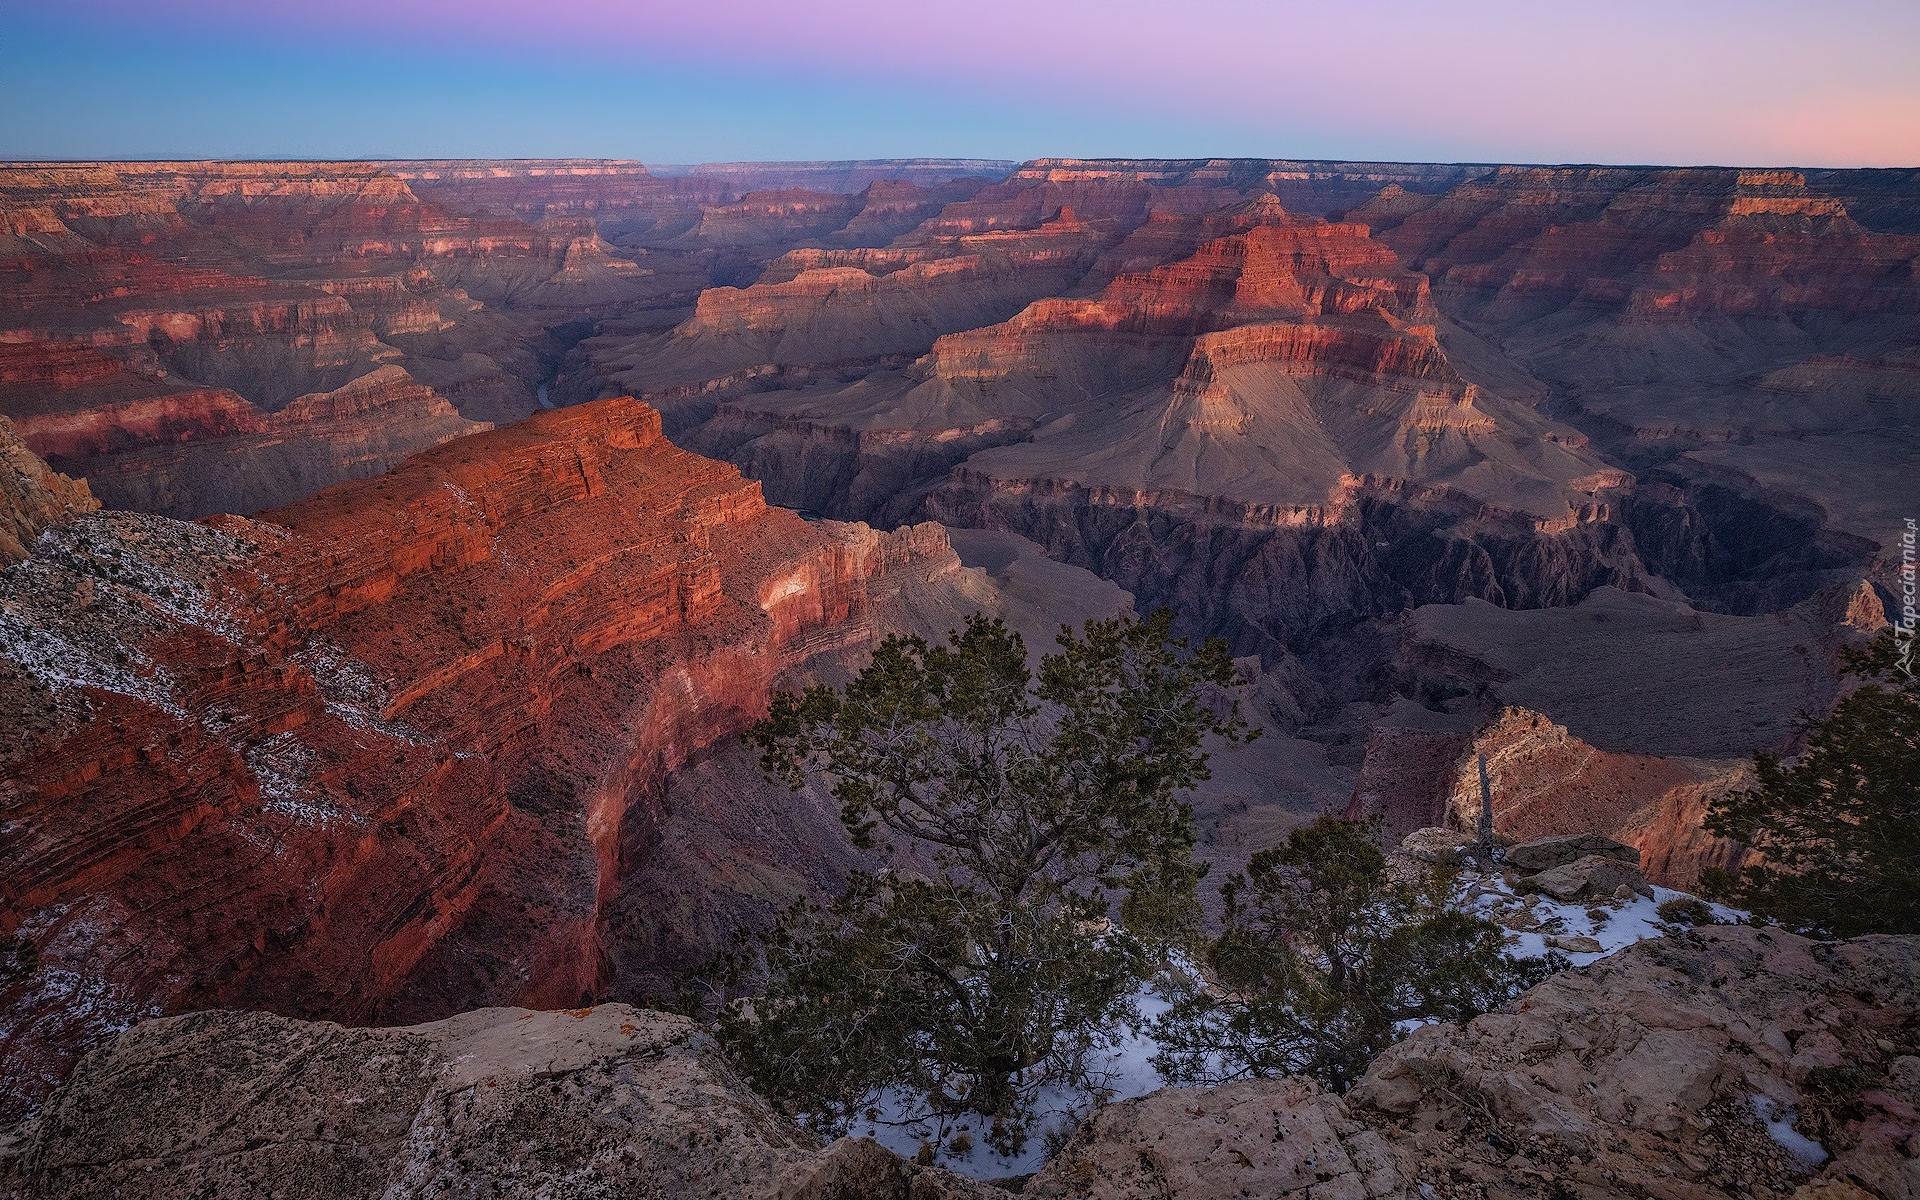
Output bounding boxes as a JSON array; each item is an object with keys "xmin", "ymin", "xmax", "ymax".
[
  {"xmin": 2, "ymin": 156, "xmax": 1915, "ymax": 1170},
  {"xmin": 0, "ymin": 396, "xmax": 1125, "ymax": 1123}
]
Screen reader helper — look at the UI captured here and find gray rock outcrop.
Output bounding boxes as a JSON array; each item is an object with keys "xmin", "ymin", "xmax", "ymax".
[
  {"xmin": 1504, "ymin": 832, "xmax": 1642, "ymax": 873},
  {"xmin": 0, "ymin": 1004, "xmax": 991, "ymax": 1200},
  {"xmin": 7, "ymin": 930, "xmax": 1916, "ymax": 1199},
  {"xmin": 1028, "ymin": 926, "xmax": 1919, "ymax": 1200},
  {"xmin": 1520, "ymin": 852, "xmax": 1655, "ymax": 902}
]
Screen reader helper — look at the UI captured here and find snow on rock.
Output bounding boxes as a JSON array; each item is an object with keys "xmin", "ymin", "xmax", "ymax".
[
  {"xmin": 1031, "ymin": 926, "xmax": 1920, "ymax": 1200},
  {"xmin": 844, "ymin": 992, "xmax": 1173, "ymax": 1180},
  {"xmin": 849, "ymin": 830, "xmax": 1746, "ymax": 1181}
]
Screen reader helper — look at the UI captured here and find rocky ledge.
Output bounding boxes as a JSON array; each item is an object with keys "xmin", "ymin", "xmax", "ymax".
[
  {"xmin": 1032, "ymin": 925, "xmax": 1919, "ymax": 1200},
  {"xmin": 5, "ymin": 927, "xmax": 1914, "ymax": 1199},
  {"xmin": 0, "ymin": 1005, "xmax": 991, "ymax": 1200}
]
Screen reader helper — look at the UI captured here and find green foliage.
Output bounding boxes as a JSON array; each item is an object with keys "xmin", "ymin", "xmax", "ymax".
[
  {"xmin": 1151, "ymin": 817, "xmax": 1558, "ymax": 1093},
  {"xmin": 1700, "ymin": 631, "xmax": 1920, "ymax": 937},
  {"xmin": 721, "ymin": 611, "xmax": 1251, "ymax": 1150}
]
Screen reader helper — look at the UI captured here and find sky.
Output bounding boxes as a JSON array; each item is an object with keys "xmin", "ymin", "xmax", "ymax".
[{"xmin": 3, "ymin": 0, "xmax": 1917, "ymax": 167}]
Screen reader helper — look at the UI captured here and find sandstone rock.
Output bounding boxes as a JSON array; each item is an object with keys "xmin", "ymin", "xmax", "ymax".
[
  {"xmin": 0, "ymin": 1003, "xmax": 988, "ymax": 1200},
  {"xmin": 1504, "ymin": 831, "xmax": 1642, "ymax": 873},
  {"xmin": 1401, "ymin": 826, "xmax": 1477, "ymax": 864},
  {"xmin": 1028, "ymin": 927, "xmax": 1919, "ymax": 1200},
  {"xmin": 0, "ymin": 415, "xmax": 95, "ymax": 565},
  {"xmin": 1026, "ymin": 1076, "xmax": 1408, "ymax": 1199},
  {"xmin": 1352, "ymin": 927, "xmax": 1920, "ymax": 1200},
  {"xmin": 1519, "ymin": 853, "xmax": 1653, "ymax": 902}
]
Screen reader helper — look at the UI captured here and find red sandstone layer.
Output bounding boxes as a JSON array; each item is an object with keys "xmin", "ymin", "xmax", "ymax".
[
  {"xmin": 0, "ymin": 162, "xmax": 676, "ymax": 517},
  {"xmin": 0, "ymin": 397, "xmax": 953, "ymax": 1123}
]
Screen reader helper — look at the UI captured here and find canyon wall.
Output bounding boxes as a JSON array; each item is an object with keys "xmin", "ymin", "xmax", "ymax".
[
  {"xmin": 0, "ymin": 415, "xmax": 95, "ymax": 565},
  {"xmin": 554, "ymin": 160, "xmax": 1911, "ymax": 895},
  {"xmin": 0, "ymin": 161, "xmax": 672, "ymax": 516},
  {"xmin": 0, "ymin": 398, "xmax": 981, "ymax": 1124},
  {"xmin": 0, "ymin": 159, "xmax": 1036, "ymax": 519}
]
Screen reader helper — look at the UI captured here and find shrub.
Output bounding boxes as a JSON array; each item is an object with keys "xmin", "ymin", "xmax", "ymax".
[
  {"xmin": 1151, "ymin": 817, "xmax": 1559, "ymax": 1092},
  {"xmin": 1655, "ymin": 896, "xmax": 1713, "ymax": 927}
]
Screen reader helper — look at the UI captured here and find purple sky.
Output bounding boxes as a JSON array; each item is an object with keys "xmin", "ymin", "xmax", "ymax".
[{"xmin": 4, "ymin": 0, "xmax": 1916, "ymax": 165}]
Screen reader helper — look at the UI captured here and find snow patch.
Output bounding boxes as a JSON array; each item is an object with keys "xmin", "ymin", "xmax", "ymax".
[
  {"xmin": 1749, "ymin": 1093, "xmax": 1827, "ymax": 1168},
  {"xmin": 1461, "ymin": 869, "xmax": 1744, "ymax": 968},
  {"xmin": 245, "ymin": 732, "xmax": 353, "ymax": 828},
  {"xmin": 844, "ymin": 991, "xmax": 1173, "ymax": 1179}
]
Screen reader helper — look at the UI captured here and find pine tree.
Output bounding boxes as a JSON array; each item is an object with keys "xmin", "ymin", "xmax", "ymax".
[
  {"xmin": 1701, "ymin": 631, "xmax": 1920, "ymax": 937},
  {"xmin": 718, "ymin": 611, "xmax": 1251, "ymax": 1152}
]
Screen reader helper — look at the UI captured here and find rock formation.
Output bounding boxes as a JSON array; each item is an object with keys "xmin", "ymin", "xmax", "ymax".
[
  {"xmin": 0, "ymin": 398, "xmax": 1001, "ymax": 1123},
  {"xmin": 0, "ymin": 161, "xmax": 722, "ymax": 517},
  {"xmin": 0, "ymin": 1004, "xmax": 992, "ymax": 1200},
  {"xmin": 12, "ymin": 364, "xmax": 492, "ymax": 516},
  {"xmin": 1345, "ymin": 701, "xmax": 1753, "ymax": 888},
  {"xmin": 1027, "ymin": 926, "xmax": 1920, "ymax": 1200},
  {"xmin": 1343, "ymin": 578, "xmax": 1884, "ymax": 886},
  {"xmin": 1348, "ymin": 165, "xmax": 1919, "ymax": 611},
  {"xmin": 0, "ymin": 415, "xmax": 95, "ymax": 565}
]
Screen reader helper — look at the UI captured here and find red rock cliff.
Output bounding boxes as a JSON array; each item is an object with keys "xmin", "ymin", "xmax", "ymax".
[{"xmin": 0, "ymin": 397, "xmax": 951, "ymax": 1124}]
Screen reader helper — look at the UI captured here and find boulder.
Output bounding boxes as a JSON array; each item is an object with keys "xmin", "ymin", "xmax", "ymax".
[
  {"xmin": 1351, "ymin": 927, "xmax": 1920, "ymax": 1200},
  {"xmin": 1504, "ymin": 832, "xmax": 1642, "ymax": 873},
  {"xmin": 1025, "ymin": 1076, "xmax": 1408, "ymax": 1199},
  {"xmin": 1522, "ymin": 853, "xmax": 1653, "ymax": 901},
  {"xmin": 1401, "ymin": 826, "xmax": 1477, "ymax": 864}
]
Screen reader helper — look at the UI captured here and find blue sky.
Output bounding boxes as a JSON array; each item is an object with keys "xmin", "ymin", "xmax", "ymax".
[{"xmin": 4, "ymin": 1, "xmax": 1917, "ymax": 166}]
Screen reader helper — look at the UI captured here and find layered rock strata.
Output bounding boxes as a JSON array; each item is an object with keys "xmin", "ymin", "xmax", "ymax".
[
  {"xmin": 14, "ymin": 364, "xmax": 491, "ymax": 515},
  {"xmin": 0, "ymin": 161, "xmax": 690, "ymax": 516},
  {"xmin": 655, "ymin": 193, "xmax": 1642, "ymax": 661},
  {"xmin": 1345, "ymin": 702, "xmax": 1751, "ymax": 888},
  {"xmin": 1349, "ymin": 165, "xmax": 1920, "ymax": 610},
  {"xmin": 0, "ymin": 398, "xmax": 967, "ymax": 1123},
  {"xmin": 1344, "ymin": 578, "xmax": 1883, "ymax": 885},
  {"xmin": 0, "ymin": 415, "xmax": 95, "ymax": 565}
]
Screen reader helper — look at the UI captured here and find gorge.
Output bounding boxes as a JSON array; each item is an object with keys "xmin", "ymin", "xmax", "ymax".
[{"xmin": 1, "ymin": 155, "xmax": 1915, "ymax": 1194}]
